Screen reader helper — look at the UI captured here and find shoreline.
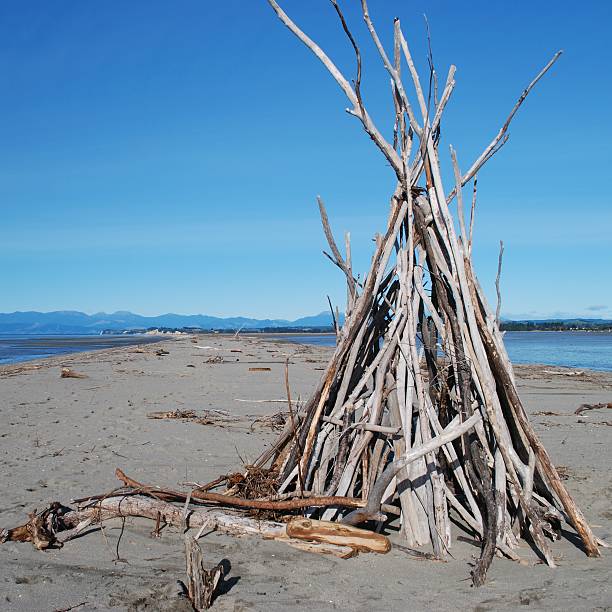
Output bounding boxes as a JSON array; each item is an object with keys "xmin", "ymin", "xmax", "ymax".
[
  {"xmin": 0, "ymin": 334, "xmax": 171, "ymax": 370},
  {"xmin": 1, "ymin": 332, "xmax": 611, "ymax": 374}
]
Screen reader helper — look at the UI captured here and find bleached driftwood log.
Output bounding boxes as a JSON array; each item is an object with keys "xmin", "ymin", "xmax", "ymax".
[{"xmin": 1, "ymin": 495, "xmax": 391, "ymax": 559}]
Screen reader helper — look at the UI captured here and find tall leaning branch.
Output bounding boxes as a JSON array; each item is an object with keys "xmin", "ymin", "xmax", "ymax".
[
  {"xmin": 495, "ymin": 240, "xmax": 504, "ymax": 325},
  {"xmin": 267, "ymin": 0, "xmax": 403, "ymax": 178},
  {"xmin": 446, "ymin": 51, "xmax": 563, "ymax": 203}
]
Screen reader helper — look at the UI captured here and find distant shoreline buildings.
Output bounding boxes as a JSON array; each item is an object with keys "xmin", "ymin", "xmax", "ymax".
[{"xmin": 100, "ymin": 320, "xmax": 612, "ymax": 336}]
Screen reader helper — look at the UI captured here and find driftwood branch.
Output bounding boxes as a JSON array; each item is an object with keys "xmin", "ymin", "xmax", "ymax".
[
  {"xmin": 447, "ymin": 51, "xmax": 563, "ymax": 203},
  {"xmin": 495, "ymin": 240, "xmax": 504, "ymax": 326},
  {"xmin": 3, "ymin": 496, "xmax": 393, "ymax": 560},
  {"xmin": 468, "ymin": 176, "xmax": 478, "ymax": 255},
  {"xmin": 115, "ymin": 468, "xmax": 366, "ymax": 511}
]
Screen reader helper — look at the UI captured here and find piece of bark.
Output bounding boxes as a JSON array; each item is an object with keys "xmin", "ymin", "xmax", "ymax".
[
  {"xmin": 286, "ymin": 517, "xmax": 391, "ymax": 553},
  {"xmin": 60, "ymin": 368, "xmax": 88, "ymax": 379}
]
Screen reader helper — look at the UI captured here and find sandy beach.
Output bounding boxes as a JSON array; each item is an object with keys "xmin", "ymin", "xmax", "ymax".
[{"xmin": 1, "ymin": 334, "xmax": 610, "ymax": 611}]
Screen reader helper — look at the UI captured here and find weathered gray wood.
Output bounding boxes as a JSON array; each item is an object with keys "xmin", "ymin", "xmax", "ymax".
[
  {"xmin": 264, "ymin": 0, "xmax": 598, "ymax": 585},
  {"xmin": 184, "ymin": 535, "xmax": 223, "ymax": 610},
  {"xmin": 446, "ymin": 51, "xmax": 563, "ymax": 203}
]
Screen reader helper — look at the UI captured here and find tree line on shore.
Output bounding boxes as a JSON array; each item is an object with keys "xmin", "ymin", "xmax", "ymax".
[{"xmin": 102, "ymin": 319, "xmax": 612, "ymax": 336}]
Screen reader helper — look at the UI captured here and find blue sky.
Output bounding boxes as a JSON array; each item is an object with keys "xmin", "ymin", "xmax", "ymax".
[{"xmin": 1, "ymin": 0, "xmax": 610, "ymax": 319}]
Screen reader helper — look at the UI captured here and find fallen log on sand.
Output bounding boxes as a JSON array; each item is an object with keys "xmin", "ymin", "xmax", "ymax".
[{"xmin": 1, "ymin": 495, "xmax": 388, "ymax": 559}]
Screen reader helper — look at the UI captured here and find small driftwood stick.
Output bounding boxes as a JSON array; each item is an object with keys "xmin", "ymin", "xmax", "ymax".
[
  {"xmin": 575, "ymin": 402, "xmax": 612, "ymax": 416},
  {"xmin": 60, "ymin": 367, "xmax": 88, "ymax": 379},
  {"xmin": 468, "ymin": 176, "xmax": 478, "ymax": 255},
  {"xmin": 147, "ymin": 409, "xmax": 197, "ymax": 420}
]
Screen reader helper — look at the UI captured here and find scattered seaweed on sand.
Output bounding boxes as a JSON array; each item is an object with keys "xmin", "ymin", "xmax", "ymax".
[{"xmin": 575, "ymin": 402, "xmax": 612, "ymax": 416}]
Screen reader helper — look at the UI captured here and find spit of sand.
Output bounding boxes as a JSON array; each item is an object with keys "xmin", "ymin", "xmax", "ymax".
[{"xmin": 1, "ymin": 334, "xmax": 610, "ymax": 611}]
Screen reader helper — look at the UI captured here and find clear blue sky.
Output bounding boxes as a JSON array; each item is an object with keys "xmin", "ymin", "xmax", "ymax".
[{"xmin": 1, "ymin": 1, "xmax": 610, "ymax": 319}]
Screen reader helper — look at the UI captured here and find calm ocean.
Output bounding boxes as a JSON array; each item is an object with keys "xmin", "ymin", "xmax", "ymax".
[
  {"xmin": 0, "ymin": 335, "xmax": 165, "ymax": 365},
  {"xmin": 1, "ymin": 332, "xmax": 610, "ymax": 372},
  {"xmin": 276, "ymin": 331, "xmax": 612, "ymax": 372}
]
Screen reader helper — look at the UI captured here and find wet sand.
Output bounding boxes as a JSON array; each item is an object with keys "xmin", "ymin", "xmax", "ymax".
[{"xmin": 1, "ymin": 334, "xmax": 610, "ymax": 611}]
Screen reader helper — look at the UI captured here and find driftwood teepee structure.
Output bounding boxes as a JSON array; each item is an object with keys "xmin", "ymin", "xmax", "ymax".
[{"xmin": 255, "ymin": 0, "xmax": 600, "ymax": 584}]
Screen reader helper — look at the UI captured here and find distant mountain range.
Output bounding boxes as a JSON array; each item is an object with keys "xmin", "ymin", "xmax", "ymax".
[
  {"xmin": 0, "ymin": 310, "xmax": 344, "ymax": 335},
  {"xmin": 0, "ymin": 311, "xmax": 609, "ymax": 335}
]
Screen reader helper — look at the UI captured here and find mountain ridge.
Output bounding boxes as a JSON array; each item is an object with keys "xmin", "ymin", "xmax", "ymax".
[
  {"xmin": 0, "ymin": 310, "xmax": 610, "ymax": 335},
  {"xmin": 0, "ymin": 310, "xmax": 342, "ymax": 334}
]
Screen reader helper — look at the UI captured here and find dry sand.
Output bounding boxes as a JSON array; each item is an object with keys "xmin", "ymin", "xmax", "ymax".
[{"xmin": 1, "ymin": 334, "xmax": 610, "ymax": 611}]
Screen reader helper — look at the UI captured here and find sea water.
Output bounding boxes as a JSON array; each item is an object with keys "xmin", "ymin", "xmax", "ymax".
[
  {"xmin": 0, "ymin": 334, "xmax": 165, "ymax": 365},
  {"xmin": 1, "ymin": 331, "xmax": 610, "ymax": 372},
  {"xmin": 276, "ymin": 331, "xmax": 612, "ymax": 372}
]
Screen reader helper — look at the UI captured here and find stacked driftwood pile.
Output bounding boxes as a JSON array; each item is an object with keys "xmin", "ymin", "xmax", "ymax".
[
  {"xmin": 252, "ymin": 0, "xmax": 601, "ymax": 585},
  {"xmin": 1, "ymin": 0, "xmax": 602, "ymax": 602}
]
